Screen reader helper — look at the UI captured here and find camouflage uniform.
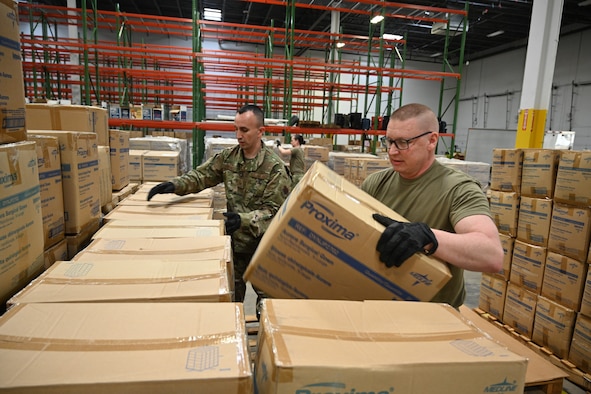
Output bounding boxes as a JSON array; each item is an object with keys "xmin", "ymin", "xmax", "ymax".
[{"xmin": 170, "ymin": 141, "xmax": 291, "ymax": 302}]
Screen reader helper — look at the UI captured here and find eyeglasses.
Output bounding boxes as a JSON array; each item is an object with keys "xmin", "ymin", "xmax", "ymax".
[{"xmin": 383, "ymin": 131, "xmax": 433, "ymax": 150}]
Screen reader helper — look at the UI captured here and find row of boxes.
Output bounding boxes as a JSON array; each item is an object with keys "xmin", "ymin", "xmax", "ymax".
[
  {"xmin": 2, "ymin": 172, "xmax": 530, "ymax": 393},
  {"xmin": 483, "ymin": 148, "xmax": 591, "ymax": 375}
]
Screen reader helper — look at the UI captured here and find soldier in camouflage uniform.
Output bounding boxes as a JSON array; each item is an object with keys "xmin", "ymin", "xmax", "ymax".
[{"xmin": 147, "ymin": 104, "xmax": 292, "ymax": 304}]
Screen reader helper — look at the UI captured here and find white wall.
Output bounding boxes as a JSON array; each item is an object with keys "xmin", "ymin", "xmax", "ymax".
[{"xmin": 452, "ymin": 29, "xmax": 591, "ymax": 154}]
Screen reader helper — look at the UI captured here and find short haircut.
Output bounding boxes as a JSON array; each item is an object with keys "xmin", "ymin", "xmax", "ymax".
[
  {"xmin": 390, "ymin": 103, "xmax": 438, "ymax": 131},
  {"xmin": 237, "ymin": 104, "xmax": 264, "ymax": 127},
  {"xmin": 391, "ymin": 103, "xmax": 434, "ymax": 121}
]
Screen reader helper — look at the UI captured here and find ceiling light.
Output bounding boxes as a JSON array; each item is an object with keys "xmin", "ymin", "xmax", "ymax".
[
  {"xmin": 203, "ymin": 8, "xmax": 222, "ymax": 21},
  {"xmin": 486, "ymin": 30, "xmax": 504, "ymax": 38},
  {"xmin": 370, "ymin": 15, "xmax": 384, "ymax": 24},
  {"xmin": 430, "ymin": 52, "xmax": 442, "ymax": 57},
  {"xmin": 336, "ymin": 42, "xmax": 346, "ymax": 48},
  {"xmin": 383, "ymin": 33, "xmax": 403, "ymax": 41}
]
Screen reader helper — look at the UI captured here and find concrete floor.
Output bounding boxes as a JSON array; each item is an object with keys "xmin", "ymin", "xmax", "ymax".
[{"xmin": 244, "ymin": 270, "xmax": 586, "ymax": 394}]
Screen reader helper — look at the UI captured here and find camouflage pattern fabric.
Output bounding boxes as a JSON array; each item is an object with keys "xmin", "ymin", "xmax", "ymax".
[{"xmin": 171, "ymin": 141, "xmax": 291, "ymax": 255}]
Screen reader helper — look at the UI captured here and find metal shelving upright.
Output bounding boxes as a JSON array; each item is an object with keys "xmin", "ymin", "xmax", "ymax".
[{"xmin": 18, "ymin": 1, "xmax": 467, "ymax": 164}]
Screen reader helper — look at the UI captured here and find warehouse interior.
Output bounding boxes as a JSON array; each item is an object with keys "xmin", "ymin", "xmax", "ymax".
[{"xmin": 1, "ymin": 0, "xmax": 591, "ymax": 393}]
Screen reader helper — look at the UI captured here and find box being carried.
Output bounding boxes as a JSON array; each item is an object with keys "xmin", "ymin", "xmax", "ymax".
[
  {"xmin": 245, "ymin": 161, "xmax": 451, "ymax": 302},
  {"xmin": 255, "ymin": 299, "xmax": 527, "ymax": 394}
]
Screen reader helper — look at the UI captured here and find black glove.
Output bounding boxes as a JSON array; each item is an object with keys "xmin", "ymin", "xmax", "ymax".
[
  {"xmin": 373, "ymin": 213, "xmax": 438, "ymax": 268},
  {"xmin": 147, "ymin": 181, "xmax": 174, "ymax": 201},
  {"xmin": 223, "ymin": 212, "xmax": 241, "ymax": 235},
  {"xmin": 276, "ymin": 139, "xmax": 282, "ymax": 147}
]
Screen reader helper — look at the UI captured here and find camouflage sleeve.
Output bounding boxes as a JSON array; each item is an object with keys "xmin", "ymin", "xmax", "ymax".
[
  {"xmin": 170, "ymin": 152, "xmax": 225, "ymax": 195},
  {"xmin": 239, "ymin": 162, "xmax": 291, "ymax": 239}
]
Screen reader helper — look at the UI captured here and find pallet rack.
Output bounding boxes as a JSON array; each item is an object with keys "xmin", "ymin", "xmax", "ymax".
[{"xmin": 19, "ymin": 0, "xmax": 467, "ymax": 165}]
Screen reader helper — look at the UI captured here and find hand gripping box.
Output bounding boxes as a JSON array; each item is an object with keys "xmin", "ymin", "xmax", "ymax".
[
  {"xmin": 255, "ymin": 299, "xmax": 527, "ymax": 394},
  {"xmin": 245, "ymin": 161, "xmax": 451, "ymax": 302},
  {"xmin": 0, "ymin": 302, "xmax": 252, "ymax": 393}
]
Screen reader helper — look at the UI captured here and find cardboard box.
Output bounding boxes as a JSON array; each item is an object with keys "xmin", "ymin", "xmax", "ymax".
[
  {"xmin": 92, "ymin": 220, "xmax": 225, "ymax": 239},
  {"xmin": 142, "ymin": 150, "xmax": 180, "ymax": 181},
  {"xmin": 509, "ymin": 240, "xmax": 547, "ymax": 294},
  {"xmin": 491, "ymin": 149, "xmax": 523, "ymax": 193},
  {"xmin": 30, "ymin": 130, "xmax": 101, "ymax": 234},
  {"xmin": 24, "ymin": 103, "xmax": 53, "ymax": 130},
  {"xmin": 489, "ymin": 190, "xmax": 520, "ymax": 237},
  {"xmin": 520, "ymin": 149, "xmax": 560, "ymax": 198},
  {"xmin": 103, "ymin": 204, "xmax": 213, "ymax": 222},
  {"xmin": 42, "ymin": 238, "xmax": 68, "ymax": 270},
  {"xmin": 328, "ymin": 152, "xmax": 377, "ymax": 175},
  {"xmin": 0, "ymin": 302, "xmax": 252, "ymax": 393},
  {"xmin": 497, "ymin": 234, "xmax": 515, "ymax": 280},
  {"xmin": 72, "ymin": 236, "xmax": 233, "ymax": 291},
  {"xmin": 117, "ymin": 194, "xmax": 213, "ymax": 208},
  {"xmin": 65, "ymin": 219, "xmax": 101, "ymax": 259},
  {"xmin": 554, "ymin": 150, "xmax": 591, "ymax": 207},
  {"xmin": 0, "ymin": 0, "xmax": 26, "ymax": 144},
  {"xmin": 478, "ymin": 273, "xmax": 507, "ymax": 320},
  {"xmin": 255, "ymin": 299, "xmax": 527, "ymax": 394},
  {"xmin": 56, "ymin": 105, "xmax": 109, "ymax": 146},
  {"xmin": 517, "ymin": 196, "xmax": 553, "ymax": 247},
  {"xmin": 126, "ymin": 184, "xmax": 214, "ymax": 207},
  {"xmin": 568, "ymin": 313, "xmax": 591, "ymax": 374},
  {"xmin": 503, "ymin": 282, "xmax": 538, "ymax": 337},
  {"xmin": 302, "ymin": 145, "xmax": 330, "ymax": 162},
  {"xmin": 27, "ymin": 134, "xmax": 65, "ymax": 249},
  {"xmin": 542, "ymin": 251, "xmax": 587, "ymax": 311},
  {"xmin": 578, "ymin": 266, "xmax": 591, "ymax": 318},
  {"xmin": 8, "ymin": 259, "xmax": 231, "ymax": 306},
  {"xmin": 26, "ymin": 104, "xmax": 109, "ymax": 146},
  {"xmin": 98, "ymin": 145, "xmax": 112, "ymax": 208},
  {"xmin": 128, "ymin": 149, "xmax": 145, "ymax": 181},
  {"xmin": 343, "ymin": 157, "xmax": 390, "ymax": 182},
  {"xmin": 138, "ymin": 183, "xmax": 215, "ymax": 198},
  {"xmin": 245, "ymin": 162, "xmax": 451, "ymax": 302},
  {"xmin": 0, "ymin": 141, "xmax": 45, "ymax": 305},
  {"xmin": 532, "ymin": 295, "xmax": 576, "ymax": 359},
  {"xmin": 548, "ymin": 204, "xmax": 591, "ymax": 262},
  {"xmin": 109, "ymin": 129, "xmax": 130, "ymax": 191}
]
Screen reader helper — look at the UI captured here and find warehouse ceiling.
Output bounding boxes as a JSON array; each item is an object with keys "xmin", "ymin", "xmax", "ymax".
[{"xmin": 28, "ymin": 0, "xmax": 591, "ymax": 63}]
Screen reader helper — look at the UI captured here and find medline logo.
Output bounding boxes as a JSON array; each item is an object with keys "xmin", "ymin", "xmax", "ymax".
[
  {"xmin": 410, "ymin": 271, "xmax": 432, "ymax": 286},
  {"xmin": 295, "ymin": 382, "xmax": 393, "ymax": 394},
  {"xmin": 484, "ymin": 378, "xmax": 518, "ymax": 392},
  {"xmin": 301, "ymin": 200, "xmax": 356, "ymax": 240}
]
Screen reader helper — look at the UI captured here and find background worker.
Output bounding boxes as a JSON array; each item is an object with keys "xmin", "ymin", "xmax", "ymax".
[
  {"xmin": 147, "ymin": 104, "xmax": 292, "ymax": 307},
  {"xmin": 276, "ymin": 134, "xmax": 306, "ymax": 186},
  {"xmin": 361, "ymin": 103, "xmax": 503, "ymax": 308}
]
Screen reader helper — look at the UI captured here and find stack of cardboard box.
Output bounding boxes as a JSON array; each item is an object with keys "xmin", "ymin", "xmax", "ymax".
[
  {"xmin": 0, "ymin": 0, "xmax": 44, "ymax": 307},
  {"xmin": 481, "ymin": 148, "xmax": 591, "ymax": 373}
]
